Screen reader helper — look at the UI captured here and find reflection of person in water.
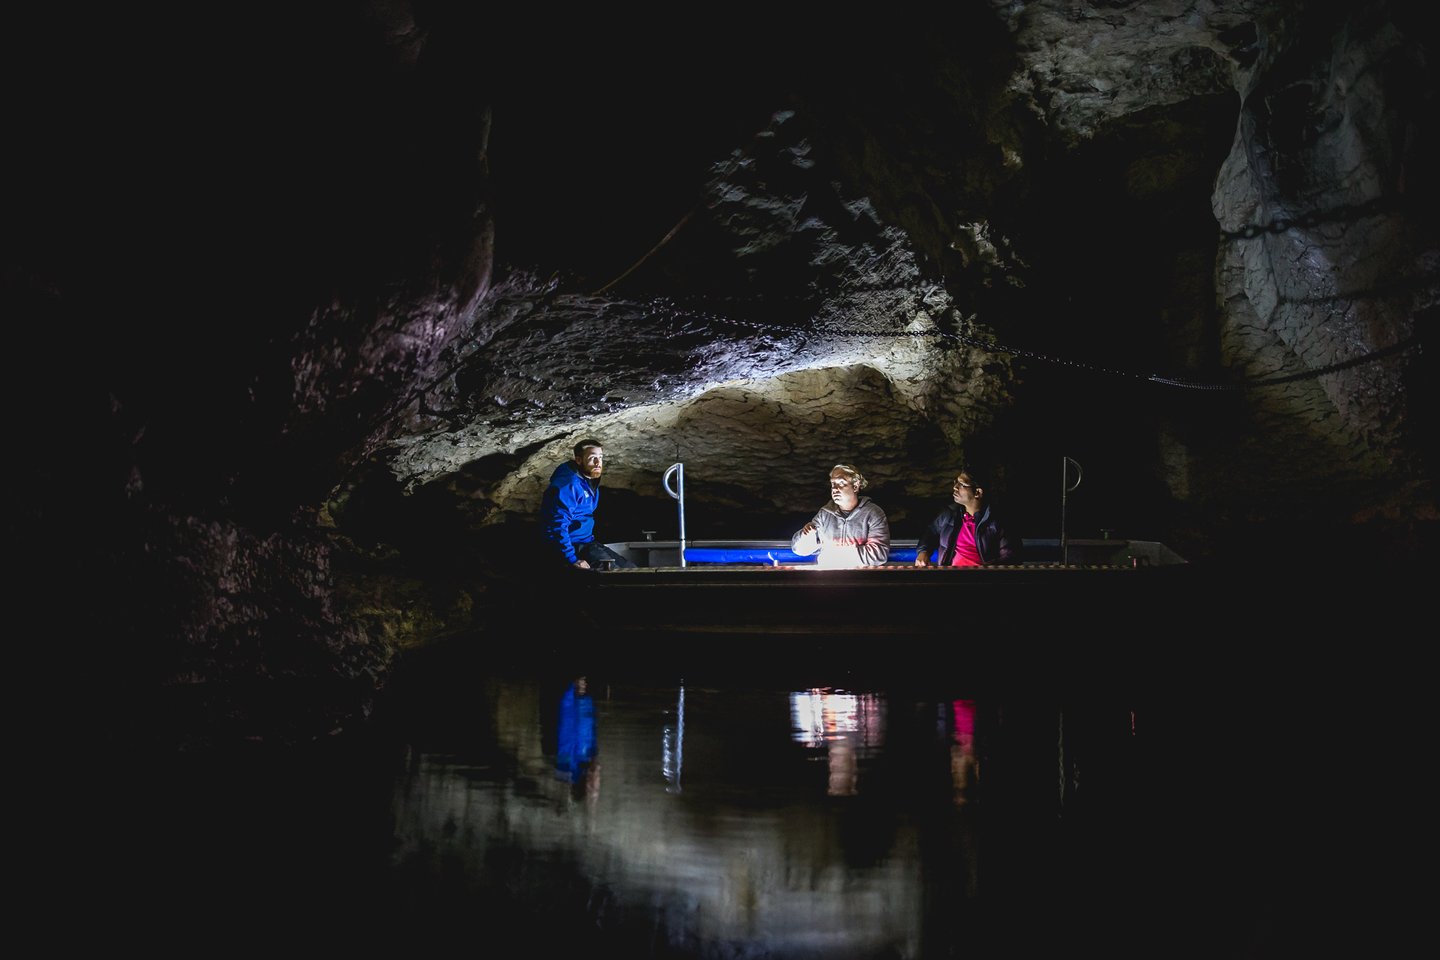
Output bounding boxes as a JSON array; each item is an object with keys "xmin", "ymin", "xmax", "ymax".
[
  {"xmin": 950, "ymin": 699, "xmax": 979, "ymax": 806},
  {"xmin": 555, "ymin": 676, "xmax": 597, "ymax": 784}
]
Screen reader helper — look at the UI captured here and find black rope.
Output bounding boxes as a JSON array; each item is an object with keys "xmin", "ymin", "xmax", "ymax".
[
  {"xmin": 1218, "ymin": 196, "xmax": 1400, "ymax": 240},
  {"xmin": 1180, "ymin": 334, "xmax": 1420, "ymax": 389},
  {"xmin": 649, "ymin": 297, "xmax": 1423, "ymax": 392}
]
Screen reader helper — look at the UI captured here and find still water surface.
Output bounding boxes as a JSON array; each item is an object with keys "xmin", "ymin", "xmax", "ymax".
[{"xmin": 102, "ymin": 633, "xmax": 1409, "ymax": 957}]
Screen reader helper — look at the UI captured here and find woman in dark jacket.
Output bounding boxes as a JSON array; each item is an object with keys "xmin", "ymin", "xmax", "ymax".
[{"xmin": 914, "ymin": 469, "xmax": 1021, "ymax": 566}]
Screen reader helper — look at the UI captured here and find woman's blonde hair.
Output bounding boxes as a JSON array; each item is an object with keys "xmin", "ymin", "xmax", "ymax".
[{"xmin": 832, "ymin": 463, "xmax": 867, "ymax": 490}]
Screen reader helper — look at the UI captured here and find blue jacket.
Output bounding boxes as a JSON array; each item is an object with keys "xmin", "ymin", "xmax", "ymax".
[
  {"xmin": 540, "ymin": 460, "xmax": 599, "ymax": 564},
  {"xmin": 917, "ymin": 503, "xmax": 1021, "ymax": 565},
  {"xmin": 555, "ymin": 682, "xmax": 596, "ymax": 780}
]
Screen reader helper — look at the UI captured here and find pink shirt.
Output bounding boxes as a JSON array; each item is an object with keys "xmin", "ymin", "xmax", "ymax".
[{"xmin": 950, "ymin": 512, "xmax": 981, "ymax": 567}]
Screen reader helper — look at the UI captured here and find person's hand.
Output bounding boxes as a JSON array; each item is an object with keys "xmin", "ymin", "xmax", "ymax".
[
  {"xmin": 914, "ymin": 550, "xmax": 931, "ymax": 567},
  {"xmin": 801, "ymin": 522, "xmax": 817, "ymax": 537},
  {"xmin": 573, "ymin": 559, "xmax": 591, "ymax": 570}
]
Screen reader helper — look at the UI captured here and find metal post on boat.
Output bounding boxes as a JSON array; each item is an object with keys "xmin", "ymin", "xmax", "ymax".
[
  {"xmin": 663, "ymin": 462, "xmax": 687, "ymax": 568},
  {"xmin": 1061, "ymin": 456, "xmax": 1083, "ymax": 565}
]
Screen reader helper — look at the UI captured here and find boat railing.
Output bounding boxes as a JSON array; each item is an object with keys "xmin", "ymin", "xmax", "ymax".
[
  {"xmin": 1061, "ymin": 456, "xmax": 1083, "ymax": 564},
  {"xmin": 627, "ymin": 461, "xmax": 1185, "ymax": 570},
  {"xmin": 606, "ymin": 538, "xmax": 1186, "ymax": 569},
  {"xmin": 662, "ymin": 462, "xmax": 687, "ymax": 567}
]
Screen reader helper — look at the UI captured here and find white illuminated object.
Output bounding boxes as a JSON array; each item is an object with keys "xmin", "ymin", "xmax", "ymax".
[
  {"xmin": 789, "ymin": 689, "xmax": 885, "ymax": 747},
  {"xmin": 815, "ymin": 543, "xmax": 863, "ymax": 569}
]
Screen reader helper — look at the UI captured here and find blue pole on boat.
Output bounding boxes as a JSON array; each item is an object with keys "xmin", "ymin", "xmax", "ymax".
[{"xmin": 663, "ymin": 462, "xmax": 687, "ymax": 568}]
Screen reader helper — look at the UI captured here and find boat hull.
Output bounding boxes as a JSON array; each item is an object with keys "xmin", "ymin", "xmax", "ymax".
[{"xmin": 571, "ymin": 538, "xmax": 1190, "ymax": 642}]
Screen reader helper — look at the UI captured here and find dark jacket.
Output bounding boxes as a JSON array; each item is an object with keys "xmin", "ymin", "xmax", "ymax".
[
  {"xmin": 540, "ymin": 461, "xmax": 599, "ymax": 564},
  {"xmin": 917, "ymin": 503, "xmax": 1020, "ymax": 565}
]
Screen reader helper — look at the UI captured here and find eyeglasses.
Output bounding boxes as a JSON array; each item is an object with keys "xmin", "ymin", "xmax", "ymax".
[{"xmin": 829, "ymin": 479, "xmax": 853, "ymax": 488}]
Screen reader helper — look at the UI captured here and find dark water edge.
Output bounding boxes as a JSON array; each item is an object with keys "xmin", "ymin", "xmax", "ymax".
[
  {"xmin": 31, "ymin": 558, "xmax": 1430, "ymax": 956},
  {"xmin": 50, "ymin": 655, "xmax": 1421, "ymax": 955}
]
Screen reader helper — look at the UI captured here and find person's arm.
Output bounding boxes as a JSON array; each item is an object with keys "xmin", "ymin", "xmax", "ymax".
[
  {"xmin": 996, "ymin": 524, "xmax": 1021, "ymax": 564},
  {"xmin": 914, "ymin": 511, "xmax": 940, "ymax": 566},
  {"xmin": 790, "ymin": 512, "xmax": 823, "ymax": 556},
  {"xmin": 541, "ymin": 482, "xmax": 584, "ymax": 566},
  {"xmin": 856, "ymin": 506, "xmax": 890, "ymax": 566}
]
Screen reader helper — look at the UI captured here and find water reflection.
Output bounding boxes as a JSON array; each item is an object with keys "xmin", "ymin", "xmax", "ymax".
[
  {"xmin": 790, "ymin": 688, "xmax": 885, "ymax": 796},
  {"xmin": 387, "ymin": 679, "xmax": 1185, "ymax": 955},
  {"xmin": 390, "ymin": 676, "xmax": 939, "ymax": 955},
  {"xmin": 555, "ymin": 675, "xmax": 599, "ymax": 803},
  {"xmin": 950, "ymin": 698, "xmax": 978, "ymax": 806},
  {"xmin": 369, "ymin": 651, "xmax": 1321, "ymax": 958},
  {"xmin": 662, "ymin": 682, "xmax": 684, "ymax": 794},
  {"xmin": 87, "ymin": 606, "xmax": 1406, "ymax": 957}
]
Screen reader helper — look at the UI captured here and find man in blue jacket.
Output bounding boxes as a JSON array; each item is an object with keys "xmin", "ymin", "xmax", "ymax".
[
  {"xmin": 914, "ymin": 468, "xmax": 1022, "ymax": 566},
  {"xmin": 540, "ymin": 438, "xmax": 634, "ymax": 570}
]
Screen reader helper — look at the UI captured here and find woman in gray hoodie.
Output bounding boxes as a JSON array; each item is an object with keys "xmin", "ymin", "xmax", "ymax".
[{"xmin": 790, "ymin": 464, "xmax": 891, "ymax": 567}]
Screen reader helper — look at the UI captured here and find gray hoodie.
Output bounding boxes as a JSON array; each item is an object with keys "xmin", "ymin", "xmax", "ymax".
[{"xmin": 790, "ymin": 496, "xmax": 891, "ymax": 566}]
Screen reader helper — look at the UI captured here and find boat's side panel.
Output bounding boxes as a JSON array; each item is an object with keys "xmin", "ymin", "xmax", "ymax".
[{"xmin": 576, "ymin": 561, "xmax": 1192, "ymax": 640}]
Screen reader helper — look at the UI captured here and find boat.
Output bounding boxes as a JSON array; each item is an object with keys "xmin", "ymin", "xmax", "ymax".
[
  {"xmin": 576, "ymin": 536, "xmax": 1190, "ymax": 641},
  {"xmin": 554, "ymin": 462, "xmax": 1191, "ymax": 653}
]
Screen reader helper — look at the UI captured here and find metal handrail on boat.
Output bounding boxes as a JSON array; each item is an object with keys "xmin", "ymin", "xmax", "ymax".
[
  {"xmin": 662, "ymin": 462, "xmax": 687, "ymax": 568},
  {"xmin": 1061, "ymin": 456, "xmax": 1083, "ymax": 565},
  {"xmin": 605, "ymin": 537, "xmax": 1188, "ymax": 569}
]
